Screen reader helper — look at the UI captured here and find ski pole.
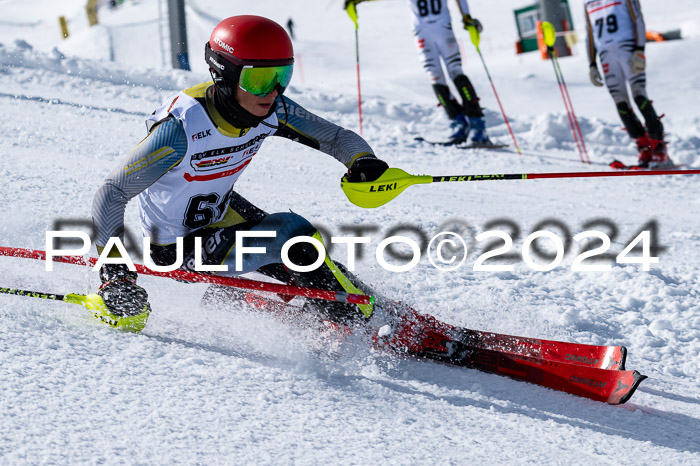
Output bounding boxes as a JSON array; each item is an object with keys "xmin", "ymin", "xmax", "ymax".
[
  {"xmin": 542, "ymin": 22, "xmax": 590, "ymax": 164},
  {"xmin": 0, "ymin": 285, "xmax": 149, "ymax": 331},
  {"xmin": 542, "ymin": 22, "xmax": 584, "ymax": 162},
  {"xmin": 467, "ymin": 25, "xmax": 521, "ymax": 155},
  {"xmin": 0, "ymin": 247, "xmax": 374, "ymax": 306},
  {"xmin": 346, "ymin": 2, "xmax": 364, "ymax": 135},
  {"xmin": 340, "ymin": 167, "xmax": 700, "ymax": 208},
  {"xmin": 557, "ymin": 57, "xmax": 590, "ymax": 163},
  {"xmin": 0, "ymin": 286, "xmax": 106, "ymax": 313}
]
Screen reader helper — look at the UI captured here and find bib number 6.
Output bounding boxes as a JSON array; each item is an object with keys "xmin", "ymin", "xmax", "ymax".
[{"xmin": 183, "ymin": 193, "xmax": 222, "ymax": 229}]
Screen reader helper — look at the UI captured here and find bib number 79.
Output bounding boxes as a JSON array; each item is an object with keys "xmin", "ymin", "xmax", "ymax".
[{"xmin": 595, "ymin": 14, "xmax": 618, "ymax": 38}]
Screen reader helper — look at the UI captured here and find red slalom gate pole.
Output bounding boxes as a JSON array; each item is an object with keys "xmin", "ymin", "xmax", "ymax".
[{"xmin": 0, "ymin": 247, "xmax": 374, "ymax": 306}]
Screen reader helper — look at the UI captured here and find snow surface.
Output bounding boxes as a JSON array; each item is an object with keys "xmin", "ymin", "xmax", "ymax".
[{"xmin": 1, "ymin": 0, "xmax": 699, "ymax": 463}]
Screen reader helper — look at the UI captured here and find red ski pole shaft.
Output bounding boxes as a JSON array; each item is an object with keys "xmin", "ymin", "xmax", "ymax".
[
  {"xmin": 549, "ymin": 48, "xmax": 584, "ymax": 163},
  {"xmin": 354, "ymin": 28, "xmax": 363, "ymax": 135},
  {"xmin": 430, "ymin": 168, "xmax": 700, "ymax": 182},
  {"xmin": 474, "ymin": 48, "xmax": 521, "ymax": 155},
  {"xmin": 0, "ymin": 247, "xmax": 374, "ymax": 306},
  {"xmin": 552, "ymin": 51, "xmax": 590, "ymax": 163}
]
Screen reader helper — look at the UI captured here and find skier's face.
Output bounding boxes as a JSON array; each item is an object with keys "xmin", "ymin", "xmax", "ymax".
[{"xmin": 236, "ymin": 86, "xmax": 278, "ymax": 117}]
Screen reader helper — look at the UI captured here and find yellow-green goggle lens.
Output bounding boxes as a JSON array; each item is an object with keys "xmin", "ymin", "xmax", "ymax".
[{"xmin": 238, "ymin": 65, "xmax": 293, "ymax": 97}]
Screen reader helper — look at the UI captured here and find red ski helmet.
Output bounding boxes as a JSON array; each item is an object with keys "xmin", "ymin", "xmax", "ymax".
[{"xmin": 205, "ymin": 16, "xmax": 294, "ymax": 97}]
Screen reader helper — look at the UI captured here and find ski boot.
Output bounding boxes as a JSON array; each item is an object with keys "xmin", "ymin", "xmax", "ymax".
[
  {"xmin": 447, "ymin": 113, "xmax": 469, "ymax": 145},
  {"xmin": 635, "ymin": 133, "xmax": 653, "ymax": 167},
  {"xmin": 371, "ymin": 303, "xmax": 469, "ymax": 363},
  {"xmin": 648, "ymin": 138, "xmax": 674, "ymax": 168},
  {"xmin": 468, "ymin": 116, "xmax": 492, "ymax": 146}
]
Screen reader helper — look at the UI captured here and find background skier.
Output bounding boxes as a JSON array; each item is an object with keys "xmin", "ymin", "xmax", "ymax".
[
  {"xmin": 585, "ymin": 0, "xmax": 671, "ymax": 167},
  {"xmin": 346, "ymin": 0, "xmax": 491, "ymax": 145}
]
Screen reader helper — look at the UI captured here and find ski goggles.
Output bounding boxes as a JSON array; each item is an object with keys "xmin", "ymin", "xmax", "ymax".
[{"xmin": 238, "ymin": 64, "xmax": 293, "ymax": 97}]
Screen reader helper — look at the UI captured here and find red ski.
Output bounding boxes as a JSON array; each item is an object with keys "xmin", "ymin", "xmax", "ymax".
[
  {"xmin": 224, "ymin": 290, "xmax": 645, "ymax": 404},
  {"xmin": 450, "ymin": 345, "xmax": 645, "ymax": 404},
  {"xmin": 610, "ymin": 159, "xmax": 683, "ymax": 170},
  {"xmin": 462, "ymin": 329, "xmax": 627, "ymax": 370},
  {"xmin": 373, "ymin": 307, "xmax": 645, "ymax": 404}
]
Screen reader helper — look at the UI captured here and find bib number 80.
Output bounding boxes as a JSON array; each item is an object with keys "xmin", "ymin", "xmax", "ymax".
[{"xmin": 417, "ymin": 0, "xmax": 441, "ymax": 17}]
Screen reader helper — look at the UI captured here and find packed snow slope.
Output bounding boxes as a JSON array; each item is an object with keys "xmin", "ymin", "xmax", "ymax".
[{"xmin": 1, "ymin": 0, "xmax": 699, "ymax": 464}]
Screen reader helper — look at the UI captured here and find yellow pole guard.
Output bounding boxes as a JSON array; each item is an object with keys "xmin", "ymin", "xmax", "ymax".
[
  {"xmin": 340, "ymin": 168, "xmax": 433, "ymax": 208},
  {"xmin": 346, "ymin": 2, "xmax": 359, "ymax": 30},
  {"xmin": 542, "ymin": 21, "xmax": 557, "ymax": 48},
  {"xmin": 467, "ymin": 24, "xmax": 481, "ymax": 49}
]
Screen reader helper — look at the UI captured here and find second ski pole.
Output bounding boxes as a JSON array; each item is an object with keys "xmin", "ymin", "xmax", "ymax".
[
  {"xmin": 541, "ymin": 21, "xmax": 590, "ymax": 164},
  {"xmin": 467, "ymin": 24, "xmax": 521, "ymax": 155}
]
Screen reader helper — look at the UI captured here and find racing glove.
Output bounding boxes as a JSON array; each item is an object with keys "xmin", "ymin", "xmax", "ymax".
[
  {"xmin": 589, "ymin": 64, "xmax": 604, "ymax": 87},
  {"xmin": 344, "ymin": 0, "xmax": 365, "ymax": 8},
  {"xmin": 346, "ymin": 156, "xmax": 389, "ymax": 182},
  {"xmin": 98, "ymin": 264, "xmax": 151, "ymax": 319},
  {"xmin": 463, "ymin": 14, "xmax": 483, "ymax": 33},
  {"xmin": 629, "ymin": 48, "xmax": 646, "ymax": 74}
]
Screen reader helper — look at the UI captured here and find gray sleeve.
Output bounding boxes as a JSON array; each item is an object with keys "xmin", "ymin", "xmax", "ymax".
[
  {"xmin": 274, "ymin": 96, "xmax": 374, "ymax": 167},
  {"xmin": 92, "ymin": 117, "xmax": 188, "ymax": 249}
]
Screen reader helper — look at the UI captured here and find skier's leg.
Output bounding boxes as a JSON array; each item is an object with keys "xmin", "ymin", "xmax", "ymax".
[
  {"xmin": 600, "ymin": 47, "xmax": 653, "ymax": 163},
  {"xmin": 416, "ymin": 26, "xmax": 467, "ymax": 143},
  {"xmin": 149, "ymin": 190, "xmax": 268, "ymax": 270},
  {"xmin": 416, "ymin": 30, "xmax": 461, "ymax": 118},
  {"xmin": 149, "ymin": 191, "xmax": 288, "ymax": 307},
  {"xmin": 615, "ymin": 101, "xmax": 645, "ymax": 139},
  {"xmin": 633, "ymin": 93, "xmax": 663, "ymax": 140},
  {"xmin": 432, "ymin": 83, "xmax": 463, "ymax": 120},
  {"xmin": 431, "ymin": 81, "xmax": 467, "ymax": 143},
  {"xmin": 150, "ymin": 192, "xmax": 373, "ymax": 323},
  {"xmin": 626, "ymin": 59, "xmax": 664, "ymax": 138},
  {"xmin": 452, "ymin": 74, "xmax": 490, "ymax": 144},
  {"xmin": 629, "ymin": 71, "xmax": 669, "ymax": 165},
  {"xmin": 433, "ymin": 27, "xmax": 482, "ymax": 119},
  {"xmin": 437, "ymin": 26, "xmax": 479, "ymax": 117},
  {"xmin": 601, "ymin": 49, "xmax": 643, "ymax": 137},
  {"xmin": 432, "ymin": 25, "xmax": 489, "ymax": 144},
  {"xmin": 281, "ymin": 230, "xmax": 375, "ymax": 324},
  {"xmin": 452, "ymin": 75, "xmax": 483, "ymax": 118}
]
